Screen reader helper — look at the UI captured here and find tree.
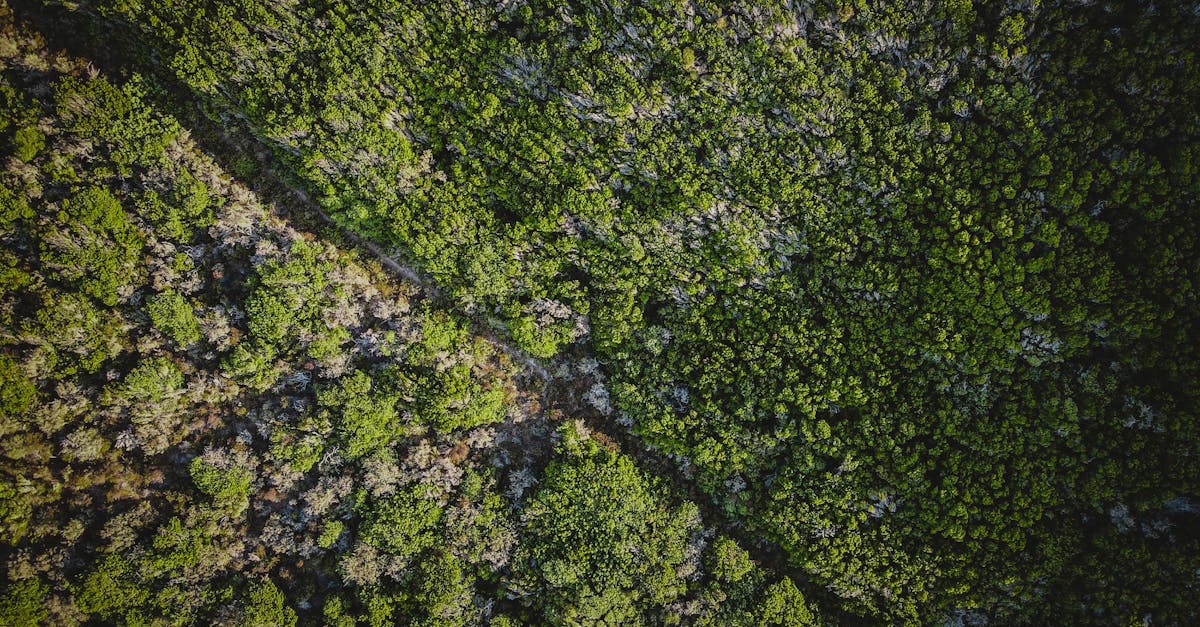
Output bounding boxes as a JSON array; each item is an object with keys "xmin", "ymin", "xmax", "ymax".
[
  {"xmin": 756, "ymin": 578, "xmax": 817, "ymax": 626},
  {"xmin": 407, "ymin": 551, "xmax": 475, "ymax": 627},
  {"xmin": 108, "ymin": 356, "xmax": 183, "ymax": 404},
  {"xmin": 318, "ymin": 370, "xmax": 400, "ymax": 460},
  {"xmin": 75, "ymin": 554, "xmax": 149, "ymax": 622},
  {"xmin": 147, "ymin": 289, "xmax": 202, "ymax": 347},
  {"xmin": 360, "ymin": 483, "xmax": 443, "ymax": 562},
  {"xmin": 0, "ymin": 578, "xmax": 47, "ymax": 626},
  {"xmin": 709, "ymin": 536, "xmax": 754, "ymax": 583},
  {"xmin": 54, "ymin": 75, "xmax": 180, "ymax": 173},
  {"xmin": 242, "ymin": 243, "xmax": 333, "ymax": 351},
  {"xmin": 512, "ymin": 422, "xmax": 699, "ymax": 623},
  {"xmin": 190, "ymin": 450, "xmax": 254, "ymax": 515},
  {"xmin": 41, "ymin": 186, "xmax": 144, "ymax": 306},
  {"xmin": 136, "ymin": 169, "xmax": 214, "ymax": 241},
  {"xmin": 221, "ymin": 341, "xmax": 281, "ymax": 391},
  {"xmin": 11, "ymin": 126, "xmax": 44, "ymax": 162},
  {"xmin": 239, "ymin": 580, "xmax": 297, "ymax": 627},
  {"xmin": 0, "ymin": 354, "xmax": 36, "ymax": 421}
]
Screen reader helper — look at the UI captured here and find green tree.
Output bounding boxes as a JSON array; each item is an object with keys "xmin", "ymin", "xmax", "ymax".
[
  {"xmin": 512, "ymin": 423, "xmax": 699, "ymax": 623},
  {"xmin": 76, "ymin": 554, "xmax": 149, "ymax": 622},
  {"xmin": 41, "ymin": 186, "xmax": 144, "ymax": 306},
  {"xmin": 146, "ymin": 289, "xmax": 202, "ymax": 347},
  {"xmin": 11, "ymin": 126, "xmax": 44, "ymax": 162},
  {"xmin": 0, "ymin": 578, "xmax": 47, "ymax": 626},
  {"xmin": 756, "ymin": 578, "xmax": 816, "ymax": 626},
  {"xmin": 0, "ymin": 354, "xmax": 36, "ymax": 421},
  {"xmin": 108, "ymin": 356, "xmax": 183, "ymax": 404},
  {"xmin": 240, "ymin": 579, "xmax": 297, "ymax": 627},
  {"xmin": 54, "ymin": 75, "xmax": 180, "ymax": 173},
  {"xmin": 190, "ymin": 452, "xmax": 254, "ymax": 514},
  {"xmin": 360, "ymin": 484, "xmax": 442, "ymax": 561},
  {"xmin": 318, "ymin": 370, "xmax": 400, "ymax": 460},
  {"xmin": 407, "ymin": 551, "xmax": 474, "ymax": 627},
  {"xmin": 221, "ymin": 341, "xmax": 281, "ymax": 391},
  {"xmin": 709, "ymin": 536, "xmax": 754, "ymax": 584}
]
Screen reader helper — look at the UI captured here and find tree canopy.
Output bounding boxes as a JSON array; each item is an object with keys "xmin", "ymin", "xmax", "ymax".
[{"xmin": 1, "ymin": 0, "xmax": 1197, "ymax": 624}]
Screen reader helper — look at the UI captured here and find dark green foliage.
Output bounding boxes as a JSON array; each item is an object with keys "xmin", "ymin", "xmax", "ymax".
[
  {"xmin": 53, "ymin": 75, "xmax": 179, "ymax": 173},
  {"xmin": 511, "ymin": 423, "xmax": 701, "ymax": 623},
  {"xmin": 221, "ymin": 341, "xmax": 280, "ymax": 391},
  {"xmin": 318, "ymin": 520, "xmax": 344, "ymax": 548},
  {"xmin": 709, "ymin": 536, "xmax": 754, "ymax": 584},
  {"xmin": 42, "ymin": 186, "xmax": 144, "ymax": 306},
  {"xmin": 756, "ymin": 578, "xmax": 816, "ymax": 627},
  {"xmin": 189, "ymin": 453, "xmax": 253, "ymax": 512},
  {"xmin": 109, "ymin": 356, "xmax": 183, "ymax": 403},
  {"xmin": 243, "ymin": 242, "xmax": 332, "ymax": 349},
  {"xmin": 269, "ymin": 419, "xmax": 324, "ymax": 474},
  {"xmin": 25, "ymin": 289, "xmax": 125, "ymax": 374},
  {"xmin": 0, "ymin": 476, "xmax": 34, "ymax": 545},
  {"xmin": 75, "ymin": 554, "xmax": 149, "ymax": 622},
  {"xmin": 360, "ymin": 484, "xmax": 442, "ymax": 560},
  {"xmin": 136, "ymin": 170, "xmax": 215, "ymax": 241},
  {"xmin": 405, "ymin": 551, "xmax": 475, "ymax": 627},
  {"xmin": 322, "ymin": 596, "xmax": 356, "ymax": 627},
  {"xmin": 0, "ymin": 578, "xmax": 47, "ymax": 627},
  {"xmin": 0, "ymin": 354, "xmax": 36, "ymax": 420},
  {"xmin": 0, "ymin": 181, "xmax": 34, "ymax": 233},
  {"xmin": 414, "ymin": 361, "xmax": 508, "ymax": 433},
  {"xmin": 318, "ymin": 369, "xmax": 400, "ymax": 460},
  {"xmin": 239, "ymin": 580, "xmax": 297, "ymax": 627},
  {"xmin": 11, "ymin": 126, "xmax": 43, "ymax": 162},
  {"xmin": 147, "ymin": 288, "xmax": 202, "ymax": 346},
  {"xmin": 146, "ymin": 516, "xmax": 210, "ymax": 576},
  {"xmin": 509, "ymin": 312, "xmax": 575, "ymax": 359}
]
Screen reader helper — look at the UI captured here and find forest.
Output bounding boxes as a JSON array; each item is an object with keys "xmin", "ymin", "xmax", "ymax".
[{"xmin": 1, "ymin": 0, "xmax": 1198, "ymax": 625}]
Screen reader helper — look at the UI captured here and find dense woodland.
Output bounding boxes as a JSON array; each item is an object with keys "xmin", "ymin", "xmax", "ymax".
[{"xmin": 1, "ymin": 0, "xmax": 1199, "ymax": 625}]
